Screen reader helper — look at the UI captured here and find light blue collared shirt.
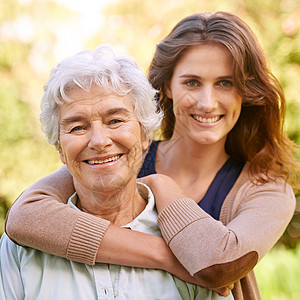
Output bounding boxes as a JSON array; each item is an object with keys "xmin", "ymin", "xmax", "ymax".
[{"xmin": 0, "ymin": 183, "xmax": 233, "ymax": 300}]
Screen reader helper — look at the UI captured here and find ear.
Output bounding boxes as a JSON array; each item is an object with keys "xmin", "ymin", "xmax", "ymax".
[
  {"xmin": 141, "ymin": 138, "xmax": 150, "ymax": 152},
  {"xmin": 164, "ymin": 81, "xmax": 173, "ymax": 99},
  {"xmin": 58, "ymin": 146, "xmax": 66, "ymax": 164}
]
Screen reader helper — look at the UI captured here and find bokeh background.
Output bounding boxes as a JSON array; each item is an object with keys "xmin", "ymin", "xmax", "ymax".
[{"xmin": 0, "ymin": 0, "xmax": 299, "ymax": 298}]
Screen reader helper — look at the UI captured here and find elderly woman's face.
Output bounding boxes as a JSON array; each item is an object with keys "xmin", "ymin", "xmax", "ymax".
[{"xmin": 58, "ymin": 84, "xmax": 149, "ymax": 193}]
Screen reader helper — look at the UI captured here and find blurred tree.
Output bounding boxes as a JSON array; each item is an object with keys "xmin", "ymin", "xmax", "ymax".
[{"xmin": 0, "ymin": 0, "xmax": 69, "ymax": 233}]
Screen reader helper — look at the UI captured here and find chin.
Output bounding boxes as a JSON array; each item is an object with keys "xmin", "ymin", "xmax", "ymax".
[
  {"xmin": 190, "ymin": 137, "xmax": 216, "ymax": 145},
  {"xmin": 190, "ymin": 132, "xmax": 226, "ymax": 145},
  {"xmin": 98, "ymin": 174, "xmax": 133, "ymax": 190}
]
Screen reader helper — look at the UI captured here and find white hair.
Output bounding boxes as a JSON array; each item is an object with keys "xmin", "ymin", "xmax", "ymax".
[{"xmin": 40, "ymin": 45, "xmax": 163, "ymax": 148}]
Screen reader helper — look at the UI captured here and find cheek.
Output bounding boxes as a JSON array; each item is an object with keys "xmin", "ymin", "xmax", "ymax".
[
  {"xmin": 122, "ymin": 133, "xmax": 144, "ymax": 165},
  {"xmin": 118, "ymin": 123, "xmax": 142, "ymax": 145},
  {"xmin": 128, "ymin": 136, "xmax": 144, "ymax": 159},
  {"xmin": 173, "ymin": 92, "xmax": 197, "ymax": 112},
  {"xmin": 59, "ymin": 136, "xmax": 83, "ymax": 161}
]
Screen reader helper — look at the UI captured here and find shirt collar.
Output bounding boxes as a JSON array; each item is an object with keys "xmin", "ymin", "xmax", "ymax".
[{"xmin": 67, "ymin": 182, "xmax": 160, "ymax": 235}]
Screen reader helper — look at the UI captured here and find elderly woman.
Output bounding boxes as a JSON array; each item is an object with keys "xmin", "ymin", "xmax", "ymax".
[{"xmin": 0, "ymin": 45, "xmax": 232, "ymax": 300}]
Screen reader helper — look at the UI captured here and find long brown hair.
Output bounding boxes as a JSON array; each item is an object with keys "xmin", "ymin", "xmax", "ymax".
[{"xmin": 148, "ymin": 11, "xmax": 299, "ymax": 189}]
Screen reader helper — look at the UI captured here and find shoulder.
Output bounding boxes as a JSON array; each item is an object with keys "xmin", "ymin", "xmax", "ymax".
[
  {"xmin": 1, "ymin": 233, "xmax": 17, "ymax": 250},
  {"xmin": 238, "ymin": 163, "xmax": 295, "ymax": 201},
  {"xmin": 231, "ymin": 162, "xmax": 295, "ymax": 200},
  {"xmin": 222, "ymin": 163, "xmax": 296, "ymax": 221},
  {"xmin": 0, "ymin": 233, "xmax": 20, "ymax": 263}
]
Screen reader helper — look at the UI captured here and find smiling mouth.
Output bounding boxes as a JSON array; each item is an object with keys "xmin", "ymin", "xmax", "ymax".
[
  {"xmin": 85, "ymin": 154, "xmax": 122, "ymax": 165},
  {"xmin": 191, "ymin": 115, "xmax": 222, "ymax": 123}
]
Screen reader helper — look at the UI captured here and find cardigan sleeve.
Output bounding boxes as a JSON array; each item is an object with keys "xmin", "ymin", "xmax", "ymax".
[
  {"xmin": 157, "ymin": 178, "xmax": 296, "ymax": 289},
  {"xmin": 5, "ymin": 165, "xmax": 110, "ymax": 265}
]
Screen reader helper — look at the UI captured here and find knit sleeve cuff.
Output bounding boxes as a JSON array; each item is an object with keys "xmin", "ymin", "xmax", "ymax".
[
  {"xmin": 157, "ymin": 198, "xmax": 209, "ymax": 244},
  {"xmin": 66, "ymin": 213, "xmax": 110, "ymax": 265}
]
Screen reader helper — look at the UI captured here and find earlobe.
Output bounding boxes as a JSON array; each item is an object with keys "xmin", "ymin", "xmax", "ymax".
[
  {"xmin": 142, "ymin": 138, "xmax": 150, "ymax": 151},
  {"xmin": 58, "ymin": 147, "xmax": 66, "ymax": 164},
  {"xmin": 164, "ymin": 81, "xmax": 172, "ymax": 99}
]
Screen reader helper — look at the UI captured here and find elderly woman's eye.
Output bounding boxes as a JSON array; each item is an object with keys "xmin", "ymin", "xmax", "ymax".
[
  {"xmin": 70, "ymin": 126, "xmax": 83, "ymax": 132},
  {"xmin": 109, "ymin": 119, "xmax": 123, "ymax": 125}
]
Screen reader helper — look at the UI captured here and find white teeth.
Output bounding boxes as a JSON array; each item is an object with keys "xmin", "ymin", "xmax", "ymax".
[
  {"xmin": 192, "ymin": 115, "xmax": 221, "ymax": 123},
  {"xmin": 87, "ymin": 155, "xmax": 121, "ymax": 165}
]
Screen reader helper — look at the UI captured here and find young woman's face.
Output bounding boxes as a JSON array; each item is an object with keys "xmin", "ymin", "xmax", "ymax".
[{"xmin": 166, "ymin": 43, "xmax": 242, "ymax": 147}]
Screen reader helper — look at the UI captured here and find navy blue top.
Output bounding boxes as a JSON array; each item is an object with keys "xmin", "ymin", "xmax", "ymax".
[{"xmin": 138, "ymin": 141, "xmax": 245, "ymax": 220}]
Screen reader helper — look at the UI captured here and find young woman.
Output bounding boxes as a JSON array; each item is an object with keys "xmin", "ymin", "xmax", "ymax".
[{"xmin": 5, "ymin": 11, "xmax": 299, "ymax": 299}]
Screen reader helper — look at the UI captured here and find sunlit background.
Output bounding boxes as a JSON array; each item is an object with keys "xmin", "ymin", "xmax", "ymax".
[{"xmin": 1, "ymin": 0, "xmax": 300, "ymax": 299}]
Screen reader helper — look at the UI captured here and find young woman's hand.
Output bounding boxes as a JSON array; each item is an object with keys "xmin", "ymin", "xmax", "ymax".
[{"xmin": 138, "ymin": 174, "xmax": 187, "ymax": 213}]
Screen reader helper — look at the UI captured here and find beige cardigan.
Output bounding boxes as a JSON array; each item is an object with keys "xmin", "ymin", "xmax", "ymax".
[
  {"xmin": 5, "ymin": 164, "xmax": 296, "ymax": 300},
  {"xmin": 157, "ymin": 163, "xmax": 296, "ymax": 299}
]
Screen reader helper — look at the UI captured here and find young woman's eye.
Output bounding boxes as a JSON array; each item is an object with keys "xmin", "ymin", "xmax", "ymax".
[
  {"xmin": 219, "ymin": 80, "xmax": 233, "ymax": 87},
  {"xmin": 186, "ymin": 79, "xmax": 199, "ymax": 87}
]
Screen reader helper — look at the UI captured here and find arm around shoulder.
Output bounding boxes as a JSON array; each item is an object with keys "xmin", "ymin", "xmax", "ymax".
[
  {"xmin": 157, "ymin": 179, "xmax": 296, "ymax": 288},
  {"xmin": 5, "ymin": 165, "xmax": 110, "ymax": 265}
]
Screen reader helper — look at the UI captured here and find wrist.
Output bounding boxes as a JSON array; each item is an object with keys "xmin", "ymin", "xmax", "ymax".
[{"xmin": 150, "ymin": 236, "xmax": 174, "ymax": 271}]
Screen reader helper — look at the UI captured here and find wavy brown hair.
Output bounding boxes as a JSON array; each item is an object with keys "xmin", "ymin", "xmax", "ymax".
[{"xmin": 148, "ymin": 11, "xmax": 299, "ymax": 190}]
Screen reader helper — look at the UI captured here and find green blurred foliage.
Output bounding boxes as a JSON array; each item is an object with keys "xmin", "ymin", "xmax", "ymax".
[
  {"xmin": 0, "ymin": 0, "xmax": 66, "ymax": 226},
  {"xmin": 255, "ymin": 244, "xmax": 300, "ymax": 299},
  {"xmin": 0, "ymin": 0, "xmax": 299, "ymax": 244}
]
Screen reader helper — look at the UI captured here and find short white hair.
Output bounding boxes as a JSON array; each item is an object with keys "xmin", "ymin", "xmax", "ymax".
[{"xmin": 40, "ymin": 45, "xmax": 163, "ymax": 148}]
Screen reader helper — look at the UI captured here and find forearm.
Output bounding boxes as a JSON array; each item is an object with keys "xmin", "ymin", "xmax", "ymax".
[
  {"xmin": 6, "ymin": 193, "xmax": 110, "ymax": 264},
  {"xmin": 96, "ymin": 224, "xmax": 199, "ymax": 284},
  {"xmin": 157, "ymin": 186, "xmax": 295, "ymax": 288},
  {"xmin": 5, "ymin": 166, "xmax": 76, "ymax": 258},
  {"xmin": 158, "ymin": 199, "xmax": 258, "ymax": 288},
  {"xmin": 143, "ymin": 174, "xmax": 296, "ymax": 288},
  {"xmin": 97, "ymin": 225, "xmax": 173, "ymax": 268},
  {"xmin": 97, "ymin": 225, "xmax": 233, "ymax": 295}
]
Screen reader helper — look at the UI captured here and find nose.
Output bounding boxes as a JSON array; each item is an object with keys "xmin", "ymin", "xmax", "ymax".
[
  {"xmin": 88, "ymin": 123, "xmax": 112, "ymax": 150},
  {"xmin": 196, "ymin": 86, "xmax": 217, "ymax": 112}
]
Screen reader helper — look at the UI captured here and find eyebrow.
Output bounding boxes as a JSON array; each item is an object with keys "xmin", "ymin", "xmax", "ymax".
[
  {"xmin": 105, "ymin": 107, "xmax": 132, "ymax": 116},
  {"xmin": 60, "ymin": 107, "xmax": 132, "ymax": 126},
  {"xmin": 179, "ymin": 74, "xmax": 233, "ymax": 79},
  {"xmin": 60, "ymin": 115, "xmax": 87, "ymax": 126}
]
